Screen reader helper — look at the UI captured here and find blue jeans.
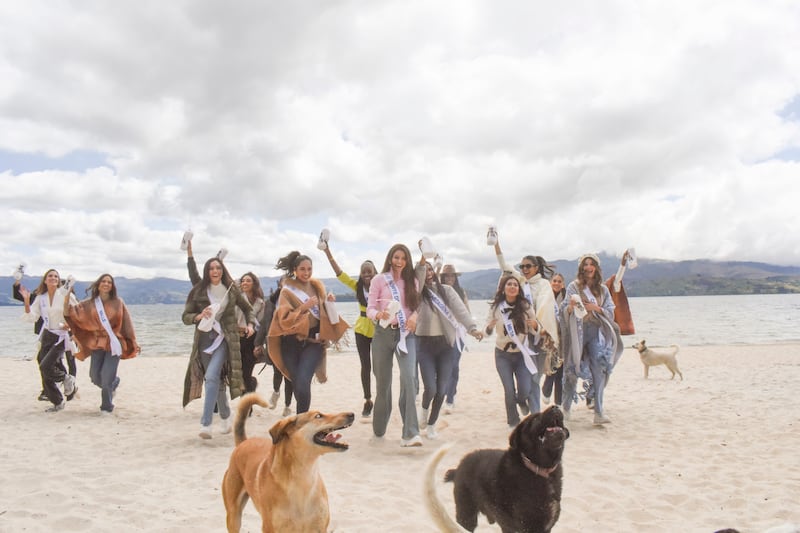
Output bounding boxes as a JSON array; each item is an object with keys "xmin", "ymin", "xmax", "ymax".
[
  {"xmin": 89, "ymin": 350, "xmax": 121, "ymax": 412},
  {"xmin": 280, "ymin": 336, "xmax": 323, "ymax": 414},
  {"xmin": 494, "ymin": 347, "xmax": 533, "ymax": 426},
  {"xmin": 200, "ymin": 341, "xmax": 231, "ymax": 426},
  {"xmin": 417, "ymin": 336, "xmax": 456, "ymax": 426},
  {"xmin": 563, "ymin": 323, "xmax": 610, "ymax": 416},
  {"xmin": 527, "ymin": 350, "xmax": 546, "ymax": 415},
  {"xmin": 371, "ymin": 326, "xmax": 419, "ymax": 440},
  {"xmin": 444, "ymin": 346, "xmax": 463, "ymax": 404}
]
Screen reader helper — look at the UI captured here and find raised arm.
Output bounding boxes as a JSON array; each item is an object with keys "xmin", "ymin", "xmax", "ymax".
[
  {"xmin": 322, "ymin": 245, "xmax": 343, "ymax": 277},
  {"xmin": 187, "ymin": 240, "xmax": 201, "ymax": 286}
]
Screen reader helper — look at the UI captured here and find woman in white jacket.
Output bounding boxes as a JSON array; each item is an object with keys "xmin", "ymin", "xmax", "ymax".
[
  {"xmin": 20, "ymin": 269, "xmax": 78, "ymax": 412},
  {"xmin": 493, "ymin": 236, "xmax": 559, "ymax": 414}
]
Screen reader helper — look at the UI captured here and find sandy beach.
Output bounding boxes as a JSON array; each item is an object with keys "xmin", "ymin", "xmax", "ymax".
[{"xmin": 1, "ymin": 342, "xmax": 798, "ymax": 532}]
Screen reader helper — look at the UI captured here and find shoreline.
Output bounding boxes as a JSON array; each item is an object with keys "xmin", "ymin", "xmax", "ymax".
[{"xmin": 1, "ymin": 344, "xmax": 798, "ymax": 532}]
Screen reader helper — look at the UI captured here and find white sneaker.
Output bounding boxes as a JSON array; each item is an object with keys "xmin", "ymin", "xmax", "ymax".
[
  {"xmin": 400, "ymin": 435, "xmax": 423, "ymax": 447},
  {"xmin": 419, "ymin": 408, "xmax": 429, "ymax": 429},
  {"xmin": 63, "ymin": 374, "xmax": 76, "ymax": 397},
  {"xmin": 199, "ymin": 424, "xmax": 212, "ymax": 439},
  {"xmin": 444, "ymin": 402, "xmax": 454, "ymax": 414},
  {"xmin": 268, "ymin": 390, "xmax": 280, "ymax": 409},
  {"xmin": 426, "ymin": 424, "xmax": 438, "ymax": 440},
  {"xmin": 593, "ymin": 413, "xmax": 611, "ymax": 426},
  {"xmin": 220, "ymin": 416, "xmax": 232, "ymax": 434},
  {"xmin": 282, "ymin": 405, "xmax": 292, "ymax": 417}
]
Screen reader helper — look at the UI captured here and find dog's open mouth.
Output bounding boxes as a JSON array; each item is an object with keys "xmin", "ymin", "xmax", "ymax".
[
  {"xmin": 538, "ymin": 407, "xmax": 568, "ymax": 440},
  {"xmin": 314, "ymin": 422, "xmax": 353, "ymax": 450}
]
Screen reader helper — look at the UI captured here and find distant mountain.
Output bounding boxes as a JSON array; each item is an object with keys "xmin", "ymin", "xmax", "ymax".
[
  {"xmin": 458, "ymin": 253, "xmax": 800, "ymax": 299},
  {"xmin": 3, "ymin": 254, "xmax": 799, "ymax": 305}
]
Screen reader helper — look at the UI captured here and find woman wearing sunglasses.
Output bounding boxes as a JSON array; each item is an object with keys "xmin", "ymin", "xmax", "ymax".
[{"xmin": 492, "ymin": 233, "xmax": 559, "ymax": 415}]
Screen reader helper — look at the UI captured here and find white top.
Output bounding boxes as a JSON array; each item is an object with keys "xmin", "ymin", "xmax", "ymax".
[{"xmin": 23, "ymin": 288, "xmax": 78, "ymax": 329}]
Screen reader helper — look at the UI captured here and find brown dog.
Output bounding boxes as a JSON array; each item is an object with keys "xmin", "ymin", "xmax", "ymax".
[
  {"xmin": 633, "ymin": 339, "xmax": 683, "ymax": 380},
  {"xmin": 222, "ymin": 394, "xmax": 354, "ymax": 533}
]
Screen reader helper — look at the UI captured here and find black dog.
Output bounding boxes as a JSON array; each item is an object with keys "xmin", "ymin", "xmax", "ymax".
[{"xmin": 442, "ymin": 406, "xmax": 569, "ymax": 532}]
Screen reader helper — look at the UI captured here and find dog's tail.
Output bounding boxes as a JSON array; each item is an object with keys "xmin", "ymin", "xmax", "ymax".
[
  {"xmin": 670, "ymin": 344, "xmax": 680, "ymax": 355},
  {"xmin": 424, "ymin": 444, "xmax": 469, "ymax": 533},
  {"xmin": 234, "ymin": 393, "xmax": 269, "ymax": 446}
]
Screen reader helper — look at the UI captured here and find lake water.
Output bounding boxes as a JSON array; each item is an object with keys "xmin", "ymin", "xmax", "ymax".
[{"xmin": 2, "ymin": 293, "xmax": 799, "ymax": 359}]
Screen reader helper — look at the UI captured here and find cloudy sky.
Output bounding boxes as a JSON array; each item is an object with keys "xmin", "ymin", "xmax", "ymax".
[{"xmin": 1, "ymin": 1, "xmax": 799, "ymax": 281}]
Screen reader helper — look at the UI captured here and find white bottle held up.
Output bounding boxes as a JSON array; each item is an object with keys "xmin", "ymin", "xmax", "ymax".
[
  {"xmin": 317, "ymin": 229, "xmax": 330, "ymax": 251},
  {"xmin": 12, "ymin": 262, "xmax": 26, "ymax": 281},
  {"xmin": 419, "ymin": 237, "xmax": 437, "ymax": 259},
  {"xmin": 486, "ymin": 225, "xmax": 498, "ymax": 246},
  {"xmin": 180, "ymin": 230, "xmax": 193, "ymax": 251}
]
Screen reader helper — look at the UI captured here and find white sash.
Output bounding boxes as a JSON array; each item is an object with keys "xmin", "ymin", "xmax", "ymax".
[
  {"xmin": 384, "ymin": 273, "xmax": 410, "ymax": 354},
  {"xmin": 38, "ymin": 296, "xmax": 50, "ymax": 334},
  {"xmin": 522, "ymin": 282, "xmax": 534, "ymax": 305},
  {"xmin": 426, "ymin": 288, "xmax": 466, "ymax": 351},
  {"xmin": 582, "ymin": 286, "xmax": 606, "ymax": 344},
  {"xmin": 582, "ymin": 286, "xmax": 597, "ymax": 304},
  {"xmin": 94, "ymin": 297, "xmax": 123, "ymax": 356},
  {"xmin": 285, "ymin": 285, "xmax": 320, "ymax": 319},
  {"xmin": 500, "ymin": 302, "xmax": 537, "ymax": 374},
  {"xmin": 203, "ymin": 288, "xmax": 229, "ymax": 354},
  {"xmin": 39, "ymin": 295, "xmax": 72, "ymax": 351}
]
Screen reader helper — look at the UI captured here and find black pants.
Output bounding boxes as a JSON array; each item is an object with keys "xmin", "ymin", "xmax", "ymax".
[
  {"xmin": 240, "ymin": 334, "xmax": 257, "ymax": 393},
  {"xmin": 355, "ymin": 332, "xmax": 373, "ymax": 400},
  {"xmin": 38, "ymin": 330, "xmax": 67, "ymax": 405},
  {"xmin": 542, "ymin": 364, "xmax": 564, "ymax": 405}
]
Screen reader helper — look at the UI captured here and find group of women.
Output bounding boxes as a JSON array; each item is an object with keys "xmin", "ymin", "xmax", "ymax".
[
  {"xmin": 183, "ymin": 247, "xmax": 349, "ymax": 439},
  {"xmin": 487, "ymin": 232, "xmax": 625, "ymax": 428},
  {"xmin": 19, "ymin": 233, "xmax": 627, "ymax": 444},
  {"xmin": 179, "ymin": 235, "xmax": 627, "ymax": 442},
  {"xmin": 18, "ymin": 270, "xmax": 139, "ymax": 415}
]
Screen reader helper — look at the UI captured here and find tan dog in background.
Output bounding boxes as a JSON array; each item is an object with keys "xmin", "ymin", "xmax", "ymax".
[
  {"xmin": 633, "ymin": 339, "xmax": 683, "ymax": 380},
  {"xmin": 222, "ymin": 394, "xmax": 354, "ymax": 533}
]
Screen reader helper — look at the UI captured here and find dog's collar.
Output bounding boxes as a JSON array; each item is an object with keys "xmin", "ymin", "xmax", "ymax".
[
  {"xmin": 635, "ymin": 345, "xmax": 647, "ymax": 354},
  {"xmin": 521, "ymin": 453, "xmax": 559, "ymax": 479}
]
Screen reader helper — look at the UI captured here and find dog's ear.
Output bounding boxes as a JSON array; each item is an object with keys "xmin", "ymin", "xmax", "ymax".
[
  {"xmin": 269, "ymin": 416, "xmax": 297, "ymax": 444},
  {"xmin": 509, "ymin": 412, "xmax": 542, "ymax": 450}
]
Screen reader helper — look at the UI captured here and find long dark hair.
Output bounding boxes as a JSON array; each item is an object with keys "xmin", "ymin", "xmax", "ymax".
[
  {"xmin": 380, "ymin": 244, "xmax": 419, "ymax": 310},
  {"xmin": 276, "ymin": 251, "xmax": 312, "ymax": 279},
  {"xmin": 356, "ymin": 260, "xmax": 376, "ymax": 307},
  {"xmin": 577, "ymin": 256, "xmax": 604, "ymax": 300},
  {"xmin": 522, "ymin": 255, "xmax": 555, "ymax": 280},
  {"xmin": 490, "ymin": 274, "xmax": 531, "ymax": 335},
  {"xmin": 440, "ymin": 271, "xmax": 466, "ymax": 303},
  {"xmin": 87, "ymin": 273, "xmax": 117, "ymax": 300},
  {"xmin": 421, "ymin": 262, "xmax": 450, "ymax": 310},
  {"xmin": 198, "ymin": 257, "xmax": 234, "ymax": 291},
  {"xmin": 239, "ymin": 271, "xmax": 264, "ymax": 303}
]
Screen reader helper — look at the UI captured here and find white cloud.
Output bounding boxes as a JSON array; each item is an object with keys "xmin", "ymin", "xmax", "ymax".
[{"xmin": 1, "ymin": 0, "xmax": 799, "ymax": 280}]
